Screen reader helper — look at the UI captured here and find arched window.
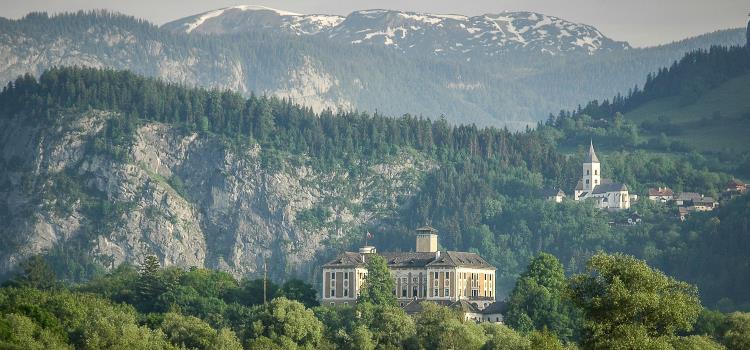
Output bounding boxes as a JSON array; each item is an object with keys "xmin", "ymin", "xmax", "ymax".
[
  {"xmin": 594, "ymin": 170, "xmax": 598, "ymax": 175},
  {"xmin": 586, "ymin": 170, "xmax": 590, "ymax": 175}
]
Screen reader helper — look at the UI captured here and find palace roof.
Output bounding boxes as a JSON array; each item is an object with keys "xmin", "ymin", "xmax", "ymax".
[{"xmin": 322, "ymin": 250, "xmax": 495, "ymax": 270}]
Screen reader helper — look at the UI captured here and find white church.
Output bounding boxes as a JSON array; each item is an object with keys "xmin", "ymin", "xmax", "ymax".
[{"xmin": 573, "ymin": 142, "xmax": 631, "ymax": 210}]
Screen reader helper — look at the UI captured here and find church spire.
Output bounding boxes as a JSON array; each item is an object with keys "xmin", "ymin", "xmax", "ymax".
[{"xmin": 585, "ymin": 140, "xmax": 600, "ymax": 163}]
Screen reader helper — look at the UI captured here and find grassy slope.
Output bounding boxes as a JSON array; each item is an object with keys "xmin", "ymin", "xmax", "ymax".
[{"xmin": 625, "ymin": 73, "xmax": 750, "ymax": 152}]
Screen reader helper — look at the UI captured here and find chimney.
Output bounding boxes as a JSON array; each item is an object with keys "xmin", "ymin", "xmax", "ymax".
[{"xmin": 415, "ymin": 226, "xmax": 438, "ymax": 253}]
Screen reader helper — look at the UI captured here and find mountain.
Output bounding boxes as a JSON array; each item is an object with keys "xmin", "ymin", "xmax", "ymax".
[
  {"xmin": 161, "ymin": 5, "xmax": 344, "ymax": 35},
  {"xmin": 0, "ymin": 11, "xmax": 745, "ymax": 129},
  {"xmin": 164, "ymin": 7, "xmax": 630, "ymax": 57}
]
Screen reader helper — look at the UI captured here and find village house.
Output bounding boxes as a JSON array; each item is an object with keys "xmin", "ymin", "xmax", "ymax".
[
  {"xmin": 675, "ymin": 192, "xmax": 702, "ymax": 207},
  {"xmin": 541, "ymin": 188, "xmax": 566, "ymax": 203},
  {"xmin": 648, "ymin": 187, "xmax": 674, "ymax": 203},
  {"xmin": 692, "ymin": 196, "xmax": 717, "ymax": 211},
  {"xmin": 574, "ymin": 142, "xmax": 631, "ymax": 210},
  {"xmin": 672, "ymin": 191, "xmax": 717, "ymax": 218},
  {"xmin": 678, "ymin": 207, "xmax": 689, "ymax": 221},
  {"xmin": 722, "ymin": 179, "xmax": 747, "ymax": 201},
  {"xmin": 321, "ymin": 226, "xmax": 503, "ymax": 318}
]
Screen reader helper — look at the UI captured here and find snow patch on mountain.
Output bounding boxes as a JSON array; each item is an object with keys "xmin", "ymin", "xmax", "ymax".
[{"xmin": 168, "ymin": 5, "xmax": 343, "ymax": 35}]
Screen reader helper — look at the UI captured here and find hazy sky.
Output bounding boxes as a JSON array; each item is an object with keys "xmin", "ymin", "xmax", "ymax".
[{"xmin": 0, "ymin": 0, "xmax": 748, "ymax": 47}]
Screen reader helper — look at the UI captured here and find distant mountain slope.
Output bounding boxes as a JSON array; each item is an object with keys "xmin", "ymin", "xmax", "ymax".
[
  {"xmin": 626, "ymin": 72, "xmax": 750, "ymax": 153},
  {"xmin": 0, "ymin": 11, "xmax": 745, "ymax": 128},
  {"xmin": 164, "ymin": 7, "xmax": 630, "ymax": 57}
]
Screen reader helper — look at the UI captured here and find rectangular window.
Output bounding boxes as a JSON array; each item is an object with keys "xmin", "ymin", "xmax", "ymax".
[
  {"xmin": 434, "ymin": 272, "xmax": 439, "ymax": 279},
  {"xmin": 413, "ymin": 287, "xmax": 418, "ymax": 297},
  {"xmin": 445, "ymin": 288, "xmax": 450, "ymax": 297},
  {"xmin": 344, "ymin": 272, "xmax": 348, "ymax": 280},
  {"xmin": 331, "ymin": 272, "xmax": 336, "ymax": 280},
  {"xmin": 434, "ymin": 288, "xmax": 438, "ymax": 297},
  {"xmin": 331, "ymin": 289, "xmax": 335, "ymax": 297},
  {"xmin": 402, "ymin": 288, "xmax": 407, "ymax": 297},
  {"xmin": 344, "ymin": 289, "xmax": 348, "ymax": 297}
]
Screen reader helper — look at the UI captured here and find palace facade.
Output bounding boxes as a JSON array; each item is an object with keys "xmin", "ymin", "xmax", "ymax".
[{"xmin": 321, "ymin": 226, "xmax": 497, "ymax": 310}]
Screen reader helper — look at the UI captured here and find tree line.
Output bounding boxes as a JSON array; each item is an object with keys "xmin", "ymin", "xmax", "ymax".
[{"xmin": 2, "ymin": 250, "xmax": 749, "ymax": 349}]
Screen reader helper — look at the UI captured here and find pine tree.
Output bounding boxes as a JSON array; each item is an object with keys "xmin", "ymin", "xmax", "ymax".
[
  {"xmin": 135, "ymin": 255, "xmax": 162, "ymax": 312},
  {"xmin": 6, "ymin": 255, "xmax": 58, "ymax": 290}
]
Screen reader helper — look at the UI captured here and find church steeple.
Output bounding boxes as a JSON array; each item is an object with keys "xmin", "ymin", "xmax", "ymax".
[
  {"xmin": 582, "ymin": 141, "xmax": 601, "ymax": 192},
  {"xmin": 585, "ymin": 140, "xmax": 600, "ymax": 163}
]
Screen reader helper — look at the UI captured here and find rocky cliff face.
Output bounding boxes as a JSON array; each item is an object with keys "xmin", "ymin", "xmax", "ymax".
[{"xmin": 0, "ymin": 110, "xmax": 433, "ymax": 280}]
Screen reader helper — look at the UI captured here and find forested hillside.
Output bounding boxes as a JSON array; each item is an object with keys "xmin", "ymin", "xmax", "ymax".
[
  {"xmin": 542, "ymin": 44, "xmax": 750, "ymax": 177},
  {"xmin": 0, "ymin": 11, "xmax": 745, "ymax": 128},
  {"xmin": 1, "ymin": 64, "xmax": 749, "ymax": 312}
]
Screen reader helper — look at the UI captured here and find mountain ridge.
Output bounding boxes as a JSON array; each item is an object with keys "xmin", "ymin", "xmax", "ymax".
[
  {"xmin": 0, "ymin": 11, "xmax": 745, "ymax": 128},
  {"xmin": 163, "ymin": 6, "xmax": 630, "ymax": 57}
]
